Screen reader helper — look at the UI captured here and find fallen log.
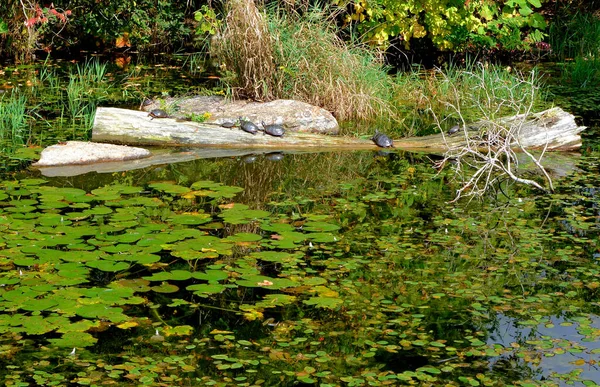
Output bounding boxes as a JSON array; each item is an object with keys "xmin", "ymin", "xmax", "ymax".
[{"xmin": 92, "ymin": 106, "xmax": 584, "ymax": 152}]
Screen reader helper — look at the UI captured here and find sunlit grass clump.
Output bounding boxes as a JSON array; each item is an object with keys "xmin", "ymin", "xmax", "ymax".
[{"xmin": 212, "ymin": 0, "xmax": 396, "ymax": 122}]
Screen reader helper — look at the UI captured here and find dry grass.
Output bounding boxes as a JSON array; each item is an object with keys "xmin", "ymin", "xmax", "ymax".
[
  {"xmin": 213, "ymin": 0, "xmax": 276, "ymax": 101},
  {"xmin": 270, "ymin": 20, "xmax": 396, "ymax": 121},
  {"xmin": 212, "ymin": 1, "xmax": 396, "ymax": 122}
]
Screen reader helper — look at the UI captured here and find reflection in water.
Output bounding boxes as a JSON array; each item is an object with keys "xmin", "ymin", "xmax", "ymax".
[
  {"xmin": 489, "ymin": 313, "xmax": 600, "ymax": 384},
  {"xmin": 265, "ymin": 152, "xmax": 284, "ymax": 161}
]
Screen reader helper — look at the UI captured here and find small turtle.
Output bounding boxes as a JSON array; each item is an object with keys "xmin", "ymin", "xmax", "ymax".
[
  {"xmin": 148, "ymin": 109, "xmax": 169, "ymax": 120},
  {"xmin": 239, "ymin": 117, "xmax": 259, "ymax": 135},
  {"xmin": 261, "ymin": 121, "xmax": 285, "ymax": 137},
  {"xmin": 448, "ymin": 124, "xmax": 460, "ymax": 135},
  {"xmin": 220, "ymin": 121, "xmax": 237, "ymax": 128},
  {"xmin": 371, "ymin": 130, "xmax": 394, "ymax": 148}
]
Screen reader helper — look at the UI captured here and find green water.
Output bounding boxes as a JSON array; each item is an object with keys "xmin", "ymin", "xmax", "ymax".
[{"xmin": 0, "ymin": 150, "xmax": 599, "ymax": 386}]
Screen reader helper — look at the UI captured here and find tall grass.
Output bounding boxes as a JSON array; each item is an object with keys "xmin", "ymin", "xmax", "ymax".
[
  {"xmin": 64, "ymin": 58, "xmax": 109, "ymax": 135},
  {"xmin": 549, "ymin": 13, "xmax": 600, "ymax": 60},
  {"xmin": 212, "ymin": 0, "xmax": 396, "ymax": 122},
  {"xmin": 213, "ymin": 0, "xmax": 275, "ymax": 100},
  {"xmin": 390, "ymin": 60, "xmax": 546, "ymax": 136},
  {"xmin": 0, "ymin": 90, "xmax": 29, "ymax": 147},
  {"xmin": 269, "ymin": 13, "xmax": 396, "ymax": 122},
  {"xmin": 560, "ymin": 56, "xmax": 600, "ymax": 88}
]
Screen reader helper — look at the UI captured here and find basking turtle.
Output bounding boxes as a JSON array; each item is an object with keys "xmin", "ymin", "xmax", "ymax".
[
  {"xmin": 220, "ymin": 121, "xmax": 237, "ymax": 128},
  {"xmin": 261, "ymin": 121, "xmax": 285, "ymax": 137},
  {"xmin": 148, "ymin": 109, "xmax": 169, "ymax": 120},
  {"xmin": 140, "ymin": 98, "xmax": 153, "ymax": 109},
  {"xmin": 371, "ymin": 130, "xmax": 394, "ymax": 148},
  {"xmin": 239, "ymin": 117, "xmax": 259, "ymax": 135},
  {"xmin": 448, "ymin": 124, "xmax": 460, "ymax": 135}
]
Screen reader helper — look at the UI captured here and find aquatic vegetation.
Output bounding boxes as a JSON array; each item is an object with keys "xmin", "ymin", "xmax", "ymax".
[
  {"xmin": 0, "ymin": 90, "xmax": 29, "ymax": 149},
  {"xmin": 549, "ymin": 12, "xmax": 600, "ymax": 61},
  {"xmin": 560, "ymin": 56, "xmax": 600, "ymax": 88},
  {"xmin": 0, "ymin": 151, "xmax": 598, "ymax": 386}
]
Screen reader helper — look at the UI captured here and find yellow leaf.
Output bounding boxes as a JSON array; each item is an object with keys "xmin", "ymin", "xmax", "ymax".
[{"xmin": 117, "ymin": 321, "xmax": 138, "ymax": 329}]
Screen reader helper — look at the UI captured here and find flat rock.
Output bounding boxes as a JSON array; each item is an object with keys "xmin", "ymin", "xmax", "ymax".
[
  {"xmin": 32, "ymin": 141, "xmax": 151, "ymax": 167},
  {"xmin": 143, "ymin": 96, "xmax": 339, "ymax": 134}
]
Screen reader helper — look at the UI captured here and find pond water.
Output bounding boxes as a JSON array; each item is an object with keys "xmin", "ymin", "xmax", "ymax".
[
  {"xmin": 1, "ymin": 147, "xmax": 599, "ymax": 386},
  {"xmin": 2, "ymin": 59, "xmax": 600, "ymax": 386}
]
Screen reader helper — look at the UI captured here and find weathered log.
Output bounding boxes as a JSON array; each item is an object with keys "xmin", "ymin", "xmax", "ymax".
[
  {"xmin": 412, "ymin": 107, "xmax": 585, "ymax": 151},
  {"xmin": 93, "ymin": 106, "xmax": 584, "ymax": 151}
]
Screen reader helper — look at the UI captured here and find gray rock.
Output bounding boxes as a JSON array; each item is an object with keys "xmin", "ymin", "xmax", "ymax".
[
  {"xmin": 32, "ymin": 141, "xmax": 151, "ymax": 167},
  {"xmin": 142, "ymin": 96, "xmax": 339, "ymax": 134}
]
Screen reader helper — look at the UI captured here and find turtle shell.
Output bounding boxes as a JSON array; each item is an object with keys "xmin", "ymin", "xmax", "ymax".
[
  {"xmin": 220, "ymin": 121, "xmax": 236, "ymax": 128},
  {"xmin": 148, "ymin": 109, "xmax": 169, "ymax": 119},
  {"xmin": 239, "ymin": 118, "xmax": 259, "ymax": 135},
  {"xmin": 262, "ymin": 121, "xmax": 285, "ymax": 137},
  {"xmin": 448, "ymin": 125, "xmax": 460, "ymax": 135},
  {"xmin": 371, "ymin": 131, "xmax": 394, "ymax": 148}
]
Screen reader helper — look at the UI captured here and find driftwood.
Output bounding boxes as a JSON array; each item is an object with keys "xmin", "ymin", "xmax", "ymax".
[{"xmin": 93, "ymin": 106, "xmax": 584, "ymax": 152}]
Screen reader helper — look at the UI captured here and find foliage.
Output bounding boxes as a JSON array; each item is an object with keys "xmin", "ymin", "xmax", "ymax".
[
  {"xmin": 0, "ymin": 1, "xmax": 71, "ymax": 61},
  {"xmin": 0, "ymin": 0, "xmax": 194, "ymax": 61},
  {"xmin": 64, "ymin": 0, "xmax": 192, "ymax": 53},
  {"xmin": 340, "ymin": 0, "xmax": 548, "ymax": 51},
  {"xmin": 548, "ymin": 12, "xmax": 600, "ymax": 60}
]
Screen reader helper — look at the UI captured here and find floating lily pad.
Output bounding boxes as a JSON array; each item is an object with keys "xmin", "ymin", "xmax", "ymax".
[
  {"xmin": 303, "ymin": 296, "xmax": 343, "ymax": 309},
  {"xmin": 48, "ymin": 331, "xmax": 98, "ymax": 348},
  {"xmin": 168, "ymin": 213, "xmax": 212, "ymax": 225},
  {"xmin": 143, "ymin": 270, "xmax": 192, "ymax": 281},
  {"xmin": 186, "ymin": 283, "xmax": 227, "ymax": 295},
  {"xmin": 192, "ymin": 269, "xmax": 229, "ymax": 282},
  {"xmin": 151, "ymin": 283, "xmax": 180, "ymax": 293},
  {"xmin": 149, "ymin": 182, "xmax": 192, "ymax": 195},
  {"xmin": 86, "ymin": 260, "xmax": 130, "ymax": 272},
  {"xmin": 190, "ymin": 181, "xmax": 244, "ymax": 199}
]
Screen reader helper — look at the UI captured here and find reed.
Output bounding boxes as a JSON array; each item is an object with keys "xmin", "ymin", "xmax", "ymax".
[{"xmin": 0, "ymin": 90, "xmax": 29, "ymax": 147}]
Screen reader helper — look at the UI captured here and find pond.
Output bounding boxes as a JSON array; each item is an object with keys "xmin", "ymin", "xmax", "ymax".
[
  {"xmin": 1, "ymin": 59, "xmax": 600, "ymax": 386},
  {"xmin": 1, "ymin": 148, "xmax": 599, "ymax": 386}
]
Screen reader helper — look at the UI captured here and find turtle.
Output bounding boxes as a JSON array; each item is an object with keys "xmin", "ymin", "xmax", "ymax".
[
  {"xmin": 220, "ymin": 121, "xmax": 237, "ymax": 128},
  {"xmin": 371, "ymin": 130, "xmax": 394, "ymax": 148},
  {"xmin": 261, "ymin": 121, "xmax": 285, "ymax": 137},
  {"xmin": 239, "ymin": 117, "xmax": 260, "ymax": 135},
  {"xmin": 448, "ymin": 124, "xmax": 461, "ymax": 135},
  {"xmin": 148, "ymin": 109, "xmax": 169, "ymax": 120}
]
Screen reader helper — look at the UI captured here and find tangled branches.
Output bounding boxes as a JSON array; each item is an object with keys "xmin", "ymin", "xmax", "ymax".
[{"xmin": 428, "ymin": 64, "xmax": 553, "ymax": 202}]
